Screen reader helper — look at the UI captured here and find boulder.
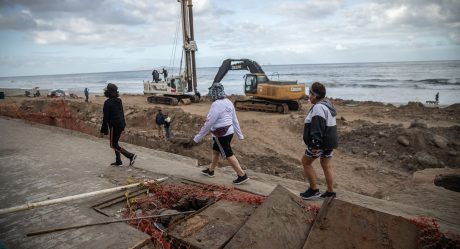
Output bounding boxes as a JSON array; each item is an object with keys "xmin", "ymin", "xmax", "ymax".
[
  {"xmin": 415, "ymin": 152, "xmax": 440, "ymax": 169},
  {"xmin": 369, "ymin": 151, "xmax": 379, "ymax": 157}
]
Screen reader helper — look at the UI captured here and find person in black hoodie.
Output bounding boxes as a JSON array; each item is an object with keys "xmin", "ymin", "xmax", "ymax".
[
  {"xmin": 100, "ymin": 83, "xmax": 137, "ymax": 167},
  {"xmin": 300, "ymin": 82, "xmax": 338, "ymax": 200}
]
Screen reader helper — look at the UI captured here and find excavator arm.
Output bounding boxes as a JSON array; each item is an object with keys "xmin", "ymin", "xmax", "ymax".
[{"xmin": 212, "ymin": 59, "xmax": 265, "ymax": 84}]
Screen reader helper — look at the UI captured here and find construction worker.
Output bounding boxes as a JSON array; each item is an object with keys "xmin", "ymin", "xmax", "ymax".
[
  {"xmin": 164, "ymin": 114, "xmax": 173, "ymax": 139},
  {"xmin": 300, "ymin": 82, "xmax": 338, "ymax": 199},
  {"xmin": 100, "ymin": 83, "xmax": 137, "ymax": 167},
  {"xmin": 155, "ymin": 109, "xmax": 165, "ymax": 138},
  {"xmin": 188, "ymin": 83, "xmax": 249, "ymax": 185},
  {"xmin": 162, "ymin": 68, "xmax": 168, "ymax": 81}
]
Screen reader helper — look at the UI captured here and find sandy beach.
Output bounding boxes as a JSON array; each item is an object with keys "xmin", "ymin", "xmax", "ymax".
[{"xmin": 1, "ymin": 88, "xmax": 460, "ymax": 233}]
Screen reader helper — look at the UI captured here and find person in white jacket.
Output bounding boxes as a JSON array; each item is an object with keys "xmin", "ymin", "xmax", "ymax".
[{"xmin": 191, "ymin": 83, "xmax": 249, "ymax": 184}]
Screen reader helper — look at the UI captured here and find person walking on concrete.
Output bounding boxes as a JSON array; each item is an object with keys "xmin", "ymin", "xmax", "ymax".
[
  {"xmin": 189, "ymin": 83, "xmax": 249, "ymax": 185},
  {"xmin": 164, "ymin": 113, "xmax": 173, "ymax": 139},
  {"xmin": 100, "ymin": 83, "xmax": 137, "ymax": 167},
  {"xmin": 162, "ymin": 68, "xmax": 168, "ymax": 81},
  {"xmin": 300, "ymin": 82, "xmax": 338, "ymax": 199},
  {"xmin": 84, "ymin": 88, "xmax": 89, "ymax": 102},
  {"xmin": 155, "ymin": 109, "xmax": 165, "ymax": 138}
]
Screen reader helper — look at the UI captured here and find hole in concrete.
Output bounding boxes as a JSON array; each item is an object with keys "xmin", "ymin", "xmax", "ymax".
[
  {"xmin": 122, "ymin": 182, "xmax": 265, "ymax": 248},
  {"xmin": 434, "ymin": 174, "xmax": 460, "ymax": 192}
]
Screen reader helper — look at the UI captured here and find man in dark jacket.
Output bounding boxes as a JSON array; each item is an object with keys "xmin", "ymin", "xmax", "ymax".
[
  {"xmin": 162, "ymin": 68, "xmax": 168, "ymax": 81},
  {"xmin": 155, "ymin": 109, "xmax": 165, "ymax": 138},
  {"xmin": 100, "ymin": 83, "xmax": 137, "ymax": 167},
  {"xmin": 300, "ymin": 82, "xmax": 338, "ymax": 200}
]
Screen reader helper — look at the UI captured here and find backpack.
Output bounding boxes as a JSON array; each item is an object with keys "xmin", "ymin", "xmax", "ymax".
[{"xmin": 156, "ymin": 113, "xmax": 165, "ymax": 125}]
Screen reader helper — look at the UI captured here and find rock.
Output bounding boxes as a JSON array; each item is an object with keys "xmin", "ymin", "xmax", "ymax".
[
  {"xmin": 275, "ymin": 168, "xmax": 286, "ymax": 174},
  {"xmin": 340, "ymin": 116, "xmax": 346, "ymax": 121},
  {"xmin": 369, "ymin": 152, "xmax": 379, "ymax": 157},
  {"xmin": 409, "ymin": 119, "xmax": 427, "ymax": 129},
  {"xmin": 385, "ymin": 156, "xmax": 394, "ymax": 162},
  {"xmin": 372, "ymin": 190, "xmax": 384, "ymax": 199},
  {"xmin": 397, "ymin": 136, "xmax": 410, "ymax": 146},
  {"xmin": 351, "ymin": 147, "xmax": 359, "ymax": 154},
  {"xmin": 415, "ymin": 152, "xmax": 440, "ymax": 169},
  {"xmin": 378, "ymin": 131, "xmax": 389, "ymax": 138},
  {"xmin": 431, "ymin": 135, "xmax": 448, "ymax": 149},
  {"xmin": 90, "ymin": 118, "xmax": 97, "ymax": 123},
  {"xmin": 354, "ymin": 166, "xmax": 366, "ymax": 171},
  {"xmin": 406, "ymin": 164, "xmax": 416, "ymax": 171},
  {"xmin": 448, "ymin": 151, "xmax": 458, "ymax": 157},
  {"xmin": 363, "ymin": 151, "xmax": 369, "ymax": 155}
]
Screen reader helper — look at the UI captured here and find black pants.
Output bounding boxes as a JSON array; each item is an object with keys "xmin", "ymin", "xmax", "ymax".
[{"xmin": 110, "ymin": 126, "xmax": 133, "ymax": 162}]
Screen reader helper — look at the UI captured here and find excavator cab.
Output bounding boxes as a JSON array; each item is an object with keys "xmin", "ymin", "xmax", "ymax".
[{"xmin": 244, "ymin": 73, "xmax": 269, "ymax": 94}]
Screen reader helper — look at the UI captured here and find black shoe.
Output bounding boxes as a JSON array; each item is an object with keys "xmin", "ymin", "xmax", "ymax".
[
  {"xmin": 300, "ymin": 188, "xmax": 321, "ymax": 200},
  {"xmin": 320, "ymin": 191, "xmax": 336, "ymax": 199},
  {"xmin": 111, "ymin": 161, "xmax": 123, "ymax": 167},
  {"xmin": 129, "ymin": 154, "xmax": 137, "ymax": 167},
  {"xmin": 233, "ymin": 174, "xmax": 249, "ymax": 185},
  {"xmin": 201, "ymin": 168, "xmax": 215, "ymax": 178}
]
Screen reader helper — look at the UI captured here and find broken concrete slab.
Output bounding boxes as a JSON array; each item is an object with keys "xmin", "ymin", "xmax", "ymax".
[
  {"xmin": 168, "ymin": 199, "xmax": 255, "ymax": 249},
  {"xmin": 224, "ymin": 185, "xmax": 314, "ymax": 249},
  {"xmin": 303, "ymin": 198, "xmax": 419, "ymax": 249}
]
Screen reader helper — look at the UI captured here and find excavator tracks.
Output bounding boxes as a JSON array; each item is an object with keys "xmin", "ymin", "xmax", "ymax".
[
  {"xmin": 147, "ymin": 95, "xmax": 200, "ymax": 106},
  {"xmin": 147, "ymin": 96, "xmax": 179, "ymax": 106},
  {"xmin": 234, "ymin": 99, "xmax": 291, "ymax": 114}
]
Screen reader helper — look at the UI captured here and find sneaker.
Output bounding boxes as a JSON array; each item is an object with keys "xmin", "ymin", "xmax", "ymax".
[
  {"xmin": 320, "ymin": 191, "xmax": 336, "ymax": 199},
  {"xmin": 129, "ymin": 154, "xmax": 137, "ymax": 167},
  {"xmin": 300, "ymin": 188, "xmax": 321, "ymax": 200},
  {"xmin": 201, "ymin": 168, "xmax": 215, "ymax": 178},
  {"xmin": 233, "ymin": 174, "xmax": 249, "ymax": 185},
  {"xmin": 110, "ymin": 161, "xmax": 123, "ymax": 167}
]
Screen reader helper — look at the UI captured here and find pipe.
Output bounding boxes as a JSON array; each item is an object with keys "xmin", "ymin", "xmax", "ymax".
[
  {"xmin": 0, "ymin": 177, "xmax": 168, "ymax": 215},
  {"xmin": 27, "ymin": 210, "xmax": 194, "ymax": 236}
]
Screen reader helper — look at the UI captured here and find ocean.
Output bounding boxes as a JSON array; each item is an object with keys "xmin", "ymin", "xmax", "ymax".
[{"xmin": 1, "ymin": 60, "xmax": 459, "ymax": 105}]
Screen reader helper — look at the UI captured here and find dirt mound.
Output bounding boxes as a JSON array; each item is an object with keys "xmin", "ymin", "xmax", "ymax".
[
  {"xmin": 280, "ymin": 112, "xmax": 460, "ymax": 172},
  {"xmin": 339, "ymin": 121, "xmax": 460, "ymax": 171}
]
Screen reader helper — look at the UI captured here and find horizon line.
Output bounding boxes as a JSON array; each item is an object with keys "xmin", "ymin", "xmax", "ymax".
[{"xmin": 1, "ymin": 59, "xmax": 459, "ymax": 78}]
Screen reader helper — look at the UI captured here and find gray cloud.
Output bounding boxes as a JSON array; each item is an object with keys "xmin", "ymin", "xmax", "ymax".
[
  {"xmin": 0, "ymin": 0, "xmax": 458, "ymax": 75},
  {"xmin": 273, "ymin": 0, "xmax": 344, "ymax": 19},
  {"xmin": 0, "ymin": 11, "xmax": 36, "ymax": 30}
]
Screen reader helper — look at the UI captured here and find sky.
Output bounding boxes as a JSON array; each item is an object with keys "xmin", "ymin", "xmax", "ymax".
[{"xmin": 0, "ymin": 0, "xmax": 459, "ymax": 77}]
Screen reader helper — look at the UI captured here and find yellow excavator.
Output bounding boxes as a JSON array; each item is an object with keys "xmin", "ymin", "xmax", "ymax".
[{"xmin": 212, "ymin": 59, "xmax": 306, "ymax": 113}]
